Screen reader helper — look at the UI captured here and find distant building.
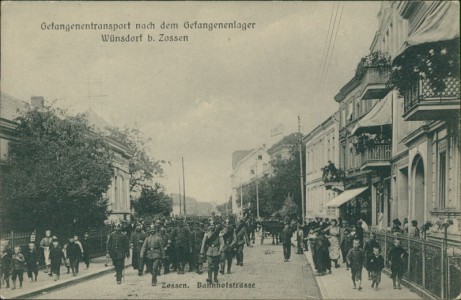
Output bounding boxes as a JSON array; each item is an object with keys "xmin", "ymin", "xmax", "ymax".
[
  {"xmin": 0, "ymin": 93, "xmax": 133, "ymax": 222},
  {"xmin": 304, "ymin": 113, "xmax": 340, "ymax": 219},
  {"xmin": 230, "ymin": 146, "xmax": 270, "ymax": 216}
]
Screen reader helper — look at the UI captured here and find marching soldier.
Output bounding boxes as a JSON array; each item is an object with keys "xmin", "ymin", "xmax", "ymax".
[
  {"xmin": 129, "ymin": 224, "xmax": 146, "ymax": 276},
  {"xmin": 171, "ymin": 220, "xmax": 192, "ymax": 274},
  {"xmin": 106, "ymin": 221, "xmax": 130, "ymax": 285},
  {"xmin": 200, "ymin": 222, "xmax": 224, "ymax": 284},
  {"xmin": 194, "ymin": 222, "xmax": 205, "ymax": 274},
  {"xmin": 220, "ymin": 220, "xmax": 237, "ymax": 275},
  {"xmin": 140, "ymin": 225, "xmax": 165, "ymax": 286},
  {"xmin": 235, "ymin": 218, "xmax": 251, "ymax": 266}
]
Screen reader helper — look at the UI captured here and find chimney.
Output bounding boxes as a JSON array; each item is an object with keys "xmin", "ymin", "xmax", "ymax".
[{"xmin": 31, "ymin": 96, "xmax": 44, "ymax": 110}]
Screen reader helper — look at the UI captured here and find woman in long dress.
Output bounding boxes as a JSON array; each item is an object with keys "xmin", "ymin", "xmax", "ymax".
[{"xmin": 326, "ymin": 219, "xmax": 341, "ymax": 270}]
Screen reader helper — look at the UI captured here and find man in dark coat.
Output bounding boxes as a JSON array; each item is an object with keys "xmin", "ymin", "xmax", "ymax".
[
  {"xmin": 129, "ymin": 224, "xmax": 147, "ymax": 275},
  {"xmin": 80, "ymin": 232, "xmax": 92, "ymax": 270},
  {"xmin": 220, "ymin": 221, "xmax": 236, "ymax": 274},
  {"xmin": 66, "ymin": 237, "xmax": 82, "ymax": 276},
  {"xmin": 280, "ymin": 222, "xmax": 293, "ymax": 262},
  {"xmin": 235, "ymin": 219, "xmax": 250, "ymax": 266},
  {"xmin": 106, "ymin": 222, "xmax": 130, "ymax": 284},
  {"xmin": 172, "ymin": 221, "xmax": 192, "ymax": 274},
  {"xmin": 140, "ymin": 226, "xmax": 165, "ymax": 286}
]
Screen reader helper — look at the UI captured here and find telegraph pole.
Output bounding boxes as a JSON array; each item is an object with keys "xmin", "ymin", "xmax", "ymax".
[
  {"xmin": 298, "ymin": 116, "xmax": 305, "ymax": 222},
  {"xmin": 178, "ymin": 179, "xmax": 182, "ymax": 215},
  {"xmin": 182, "ymin": 157, "xmax": 187, "ymax": 217},
  {"xmin": 255, "ymin": 160, "xmax": 260, "ymax": 219}
]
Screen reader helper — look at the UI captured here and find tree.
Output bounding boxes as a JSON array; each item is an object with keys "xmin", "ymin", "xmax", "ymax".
[
  {"xmin": 279, "ymin": 195, "xmax": 299, "ymax": 222},
  {"xmin": 2, "ymin": 106, "xmax": 114, "ymax": 233},
  {"xmin": 236, "ymin": 132, "xmax": 306, "ymax": 219},
  {"xmin": 131, "ymin": 183, "xmax": 173, "ymax": 217},
  {"xmin": 108, "ymin": 126, "xmax": 163, "ymax": 194}
]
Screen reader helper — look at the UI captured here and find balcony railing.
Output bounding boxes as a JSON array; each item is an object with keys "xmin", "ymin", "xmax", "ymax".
[
  {"xmin": 403, "ymin": 76, "xmax": 460, "ymax": 121},
  {"xmin": 360, "ymin": 143, "xmax": 391, "ymax": 170},
  {"xmin": 360, "ymin": 66, "xmax": 391, "ymax": 100}
]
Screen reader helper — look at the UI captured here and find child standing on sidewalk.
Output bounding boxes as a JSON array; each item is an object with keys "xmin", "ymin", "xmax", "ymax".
[
  {"xmin": 1, "ymin": 240, "xmax": 13, "ymax": 289},
  {"xmin": 367, "ymin": 246, "xmax": 384, "ymax": 291},
  {"xmin": 346, "ymin": 239, "xmax": 365, "ymax": 291},
  {"xmin": 11, "ymin": 246, "xmax": 25, "ymax": 290},
  {"xmin": 388, "ymin": 238, "xmax": 408, "ymax": 289},
  {"xmin": 25, "ymin": 243, "xmax": 40, "ymax": 282},
  {"xmin": 49, "ymin": 237, "xmax": 63, "ymax": 281}
]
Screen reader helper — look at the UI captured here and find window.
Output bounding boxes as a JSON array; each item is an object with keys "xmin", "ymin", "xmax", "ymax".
[
  {"xmin": 439, "ymin": 151, "xmax": 447, "ymax": 209},
  {"xmin": 348, "ymin": 101, "xmax": 353, "ymax": 121},
  {"xmin": 341, "ymin": 108, "xmax": 346, "ymax": 127},
  {"xmin": 356, "ymin": 101, "xmax": 360, "ymax": 119}
]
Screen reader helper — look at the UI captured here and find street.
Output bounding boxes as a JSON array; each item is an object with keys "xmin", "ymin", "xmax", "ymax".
[{"xmin": 32, "ymin": 242, "xmax": 320, "ymax": 299}]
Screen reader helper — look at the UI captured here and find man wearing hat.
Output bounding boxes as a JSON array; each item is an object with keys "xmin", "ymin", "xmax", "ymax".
[
  {"xmin": 200, "ymin": 222, "xmax": 224, "ymax": 284},
  {"xmin": 130, "ymin": 224, "xmax": 147, "ymax": 276},
  {"xmin": 235, "ymin": 219, "xmax": 250, "ymax": 266},
  {"xmin": 171, "ymin": 220, "xmax": 192, "ymax": 274},
  {"xmin": 140, "ymin": 225, "xmax": 164, "ymax": 286},
  {"xmin": 106, "ymin": 221, "xmax": 130, "ymax": 284},
  {"xmin": 280, "ymin": 222, "xmax": 293, "ymax": 262}
]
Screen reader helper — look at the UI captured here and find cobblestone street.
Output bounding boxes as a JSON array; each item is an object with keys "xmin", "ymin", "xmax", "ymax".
[{"xmin": 32, "ymin": 242, "xmax": 320, "ymax": 299}]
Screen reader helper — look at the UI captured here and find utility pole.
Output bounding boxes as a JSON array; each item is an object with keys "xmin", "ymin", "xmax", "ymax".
[
  {"xmin": 255, "ymin": 159, "xmax": 260, "ymax": 219},
  {"xmin": 298, "ymin": 116, "xmax": 305, "ymax": 222},
  {"xmin": 178, "ymin": 179, "xmax": 182, "ymax": 215},
  {"xmin": 240, "ymin": 179, "xmax": 243, "ymax": 217},
  {"xmin": 182, "ymin": 157, "xmax": 187, "ymax": 217}
]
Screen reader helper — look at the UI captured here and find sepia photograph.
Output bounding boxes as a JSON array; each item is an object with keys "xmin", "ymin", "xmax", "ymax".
[{"xmin": 0, "ymin": 1, "xmax": 460, "ymax": 299}]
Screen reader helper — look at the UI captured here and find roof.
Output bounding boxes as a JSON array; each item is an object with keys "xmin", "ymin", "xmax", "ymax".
[
  {"xmin": 334, "ymin": 77, "xmax": 361, "ymax": 103},
  {"xmin": 303, "ymin": 113, "xmax": 337, "ymax": 143},
  {"xmin": 0, "ymin": 92, "xmax": 30, "ymax": 121},
  {"xmin": 232, "ymin": 150, "xmax": 253, "ymax": 169}
]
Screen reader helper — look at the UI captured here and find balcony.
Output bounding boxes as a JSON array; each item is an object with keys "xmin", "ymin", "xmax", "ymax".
[
  {"xmin": 360, "ymin": 143, "xmax": 391, "ymax": 170},
  {"xmin": 360, "ymin": 66, "xmax": 391, "ymax": 100},
  {"xmin": 403, "ymin": 76, "xmax": 460, "ymax": 121}
]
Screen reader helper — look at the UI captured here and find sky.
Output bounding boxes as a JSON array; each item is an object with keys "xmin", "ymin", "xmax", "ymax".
[{"xmin": 1, "ymin": 1, "xmax": 382, "ymax": 205}]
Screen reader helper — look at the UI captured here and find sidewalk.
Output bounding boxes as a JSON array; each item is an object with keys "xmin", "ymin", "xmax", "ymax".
[
  {"xmin": 300, "ymin": 248, "xmax": 421, "ymax": 299},
  {"xmin": 0, "ymin": 256, "xmax": 129, "ymax": 299}
]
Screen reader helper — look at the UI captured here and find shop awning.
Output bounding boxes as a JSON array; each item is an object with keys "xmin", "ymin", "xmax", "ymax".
[
  {"xmin": 323, "ymin": 187, "xmax": 368, "ymax": 208},
  {"xmin": 397, "ymin": 2, "xmax": 459, "ymax": 56},
  {"xmin": 351, "ymin": 93, "xmax": 392, "ymax": 136}
]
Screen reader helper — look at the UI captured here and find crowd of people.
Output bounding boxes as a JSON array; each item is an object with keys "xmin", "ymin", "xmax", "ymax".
[
  {"xmin": 296, "ymin": 216, "xmax": 408, "ymax": 292},
  {"xmin": 106, "ymin": 214, "xmax": 255, "ymax": 286},
  {"xmin": 1, "ymin": 214, "xmax": 257, "ymax": 289},
  {"xmin": 0, "ymin": 230, "xmax": 92, "ymax": 289}
]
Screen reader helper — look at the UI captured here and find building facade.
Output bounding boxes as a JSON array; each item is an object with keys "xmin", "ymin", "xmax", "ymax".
[
  {"xmin": 304, "ymin": 113, "xmax": 340, "ymax": 219},
  {"xmin": 230, "ymin": 146, "xmax": 270, "ymax": 216}
]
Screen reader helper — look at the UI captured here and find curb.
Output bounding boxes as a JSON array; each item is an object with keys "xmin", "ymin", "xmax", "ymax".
[
  {"xmin": 6, "ymin": 263, "xmax": 131, "ymax": 299},
  {"xmin": 291, "ymin": 241, "xmax": 325, "ymax": 299}
]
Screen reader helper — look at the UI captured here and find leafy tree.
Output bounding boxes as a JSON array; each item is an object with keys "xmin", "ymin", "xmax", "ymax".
[
  {"xmin": 2, "ymin": 106, "xmax": 114, "ymax": 233},
  {"xmin": 279, "ymin": 195, "xmax": 299, "ymax": 222},
  {"xmin": 131, "ymin": 183, "xmax": 173, "ymax": 217},
  {"xmin": 108, "ymin": 126, "xmax": 163, "ymax": 194},
  {"xmin": 236, "ymin": 132, "xmax": 306, "ymax": 219}
]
